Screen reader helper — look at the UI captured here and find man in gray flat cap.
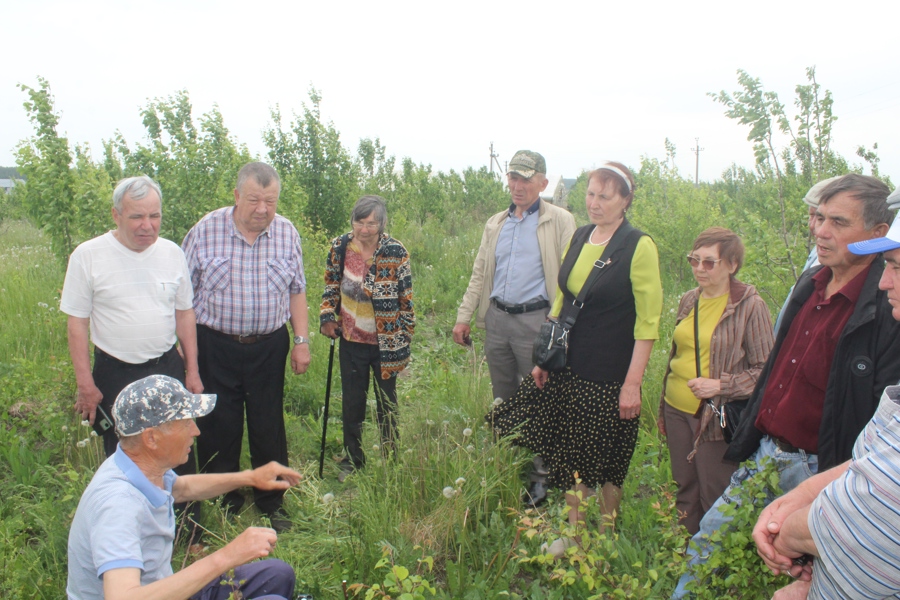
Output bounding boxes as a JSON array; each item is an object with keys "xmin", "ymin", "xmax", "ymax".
[
  {"xmin": 452, "ymin": 150, "xmax": 576, "ymax": 507},
  {"xmin": 66, "ymin": 375, "xmax": 301, "ymax": 600}
]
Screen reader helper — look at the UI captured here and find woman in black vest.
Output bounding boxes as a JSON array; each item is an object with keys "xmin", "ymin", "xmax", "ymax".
[{"xmin": 491, "ymin": 162, "xmax": 662, "ymax": 558}]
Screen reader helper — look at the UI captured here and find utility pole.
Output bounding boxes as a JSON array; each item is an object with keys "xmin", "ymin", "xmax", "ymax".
[
  {"xmin": 691, "ymin": 138, "xmax": 704, "ymax": 187},
  {"xmin": 489, "ymin": 142, "xmax": 505, "ymax": 177}
]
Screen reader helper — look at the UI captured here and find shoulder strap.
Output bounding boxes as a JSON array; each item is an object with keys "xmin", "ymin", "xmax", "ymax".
[{"xmin": 694, "ymin": 295, "xmax": 701, "ymax": 378}]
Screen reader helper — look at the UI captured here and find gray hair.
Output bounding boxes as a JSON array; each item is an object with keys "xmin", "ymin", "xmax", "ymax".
[
  {"xmin": 237, "ymin": 162, "xmax": 280, "ymax": 193},
  {"xmin": 112, "ymin": 176, "xmax": 162, "ymax": 212},
  {"xmin": 819, "ymin": 174, "xmax": 894, "ymax": 230},
  {"xmin": 351, "ymin": 195, "xmax": 388, "ymax": 234}
]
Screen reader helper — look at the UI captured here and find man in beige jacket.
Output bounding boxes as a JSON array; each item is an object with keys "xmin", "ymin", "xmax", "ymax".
[{"xmin": 452, "ymin": 150, "xmax": 576, "ymax": 506}]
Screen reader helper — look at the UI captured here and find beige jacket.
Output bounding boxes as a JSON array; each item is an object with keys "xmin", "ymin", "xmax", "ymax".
[{"xmin": 456, "ymin": 200, "xmax": 577, "ymax": 329}]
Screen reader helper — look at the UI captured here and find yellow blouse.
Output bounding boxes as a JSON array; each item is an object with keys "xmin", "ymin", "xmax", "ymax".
[{"xmin": 664, "ymin": 292, "xmax": 729, "ymax": 414}]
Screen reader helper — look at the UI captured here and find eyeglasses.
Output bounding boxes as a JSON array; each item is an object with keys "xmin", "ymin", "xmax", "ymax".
[
  {"xmin": 353, "ymin": 221, "xmax": 380, "ymax": 231},
  {"xmin": 686, "ymin": 255, "xmax": 724, "ymax": 270}
]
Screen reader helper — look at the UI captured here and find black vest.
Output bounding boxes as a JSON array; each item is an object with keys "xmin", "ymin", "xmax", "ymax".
[{"xmin": 558, "ymin": 221, "xmax": 645, "ymax": 382}]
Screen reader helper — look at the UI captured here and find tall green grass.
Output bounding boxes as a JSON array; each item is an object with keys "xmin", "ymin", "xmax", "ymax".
[{"xmin": 0, "ymin": 217, "xmax": 792, "ymax": 599}]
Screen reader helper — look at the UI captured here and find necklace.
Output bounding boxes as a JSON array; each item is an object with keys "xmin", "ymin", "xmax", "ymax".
[{"xmin": 589, "ymin": 226, "xmax": 613, "ymax": 246}]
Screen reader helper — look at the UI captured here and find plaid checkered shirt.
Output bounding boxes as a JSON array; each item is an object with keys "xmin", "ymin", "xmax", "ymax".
[{"xmin": 182, "ymin": 206, "xmax": 306, "ymax": 335}]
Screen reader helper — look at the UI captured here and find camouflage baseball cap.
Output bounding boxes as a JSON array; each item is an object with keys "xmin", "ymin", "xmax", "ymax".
[
  {"xmin": 507, "ymin": 150, "xmax": 546, "ymax": 178},
  {"xmin": 113, "ymin": 375, "xmax": 216, "ymax": 436}
]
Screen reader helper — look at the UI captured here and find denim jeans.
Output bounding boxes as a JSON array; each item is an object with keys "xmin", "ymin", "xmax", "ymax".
[{"xmin": 671, "ymin": 436, "xmax": 819, "ymax": 599}]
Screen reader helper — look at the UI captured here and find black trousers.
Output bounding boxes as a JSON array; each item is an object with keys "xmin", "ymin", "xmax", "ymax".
[
  {"xmin": 339, "ymin": 339, "xmax": 398, "ymax": 469},
  {"xmin": 196, "ymin": 324, "xmax": 290, "ymax": 515},
  {"xmin": 92, "ymin": 345, "xmax": 200, "ymax": 531}
]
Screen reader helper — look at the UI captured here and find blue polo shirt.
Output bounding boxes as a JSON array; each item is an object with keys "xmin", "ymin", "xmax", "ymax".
[
  {"xmin": 490, "ymin": 199, "xmax": 547, "ymax": 304},
  {"xmin": 67, "ymin": 447, "xmax": 177, "ymax": 599}
]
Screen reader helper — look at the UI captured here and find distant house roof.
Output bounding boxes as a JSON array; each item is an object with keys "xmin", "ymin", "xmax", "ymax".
[
  {"xmin": 0, "ymin": 178, "xmax": 21, "ymax": 192},
  {"xmin": 540, "ymin": 175, "xmax": 570, "ymax": 208}
]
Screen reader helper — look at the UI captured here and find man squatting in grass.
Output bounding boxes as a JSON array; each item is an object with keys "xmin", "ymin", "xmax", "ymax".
[
  {"xmin": 60, "ymin": 175, "xmax": 204, "ymax": 533},
  {"xmin": 66, "ymin": 375, "xmax": 301, "ymax": 600},
  {"xmin": 452, "ymin": 150, "xmax": 576, "ymax": 507},
  {"xmin": 754, "ymin": 190, "xmax": 900, "ymax": 600},
  {"xmin": 182, "ymin": 162, "xmax": 310, "ymax": 532},
  {"xmin": 672, "ymin": 174, "xmax": 900, "ymax": 598}
]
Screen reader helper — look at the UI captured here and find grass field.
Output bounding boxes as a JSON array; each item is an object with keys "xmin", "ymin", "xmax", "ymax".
[{"xmin": 0, "ymin": 216, "xmax": 791, "ymax": 599}]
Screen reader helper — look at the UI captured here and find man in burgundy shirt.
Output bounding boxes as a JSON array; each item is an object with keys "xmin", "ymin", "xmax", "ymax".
[{"xmin": 672, "ymin": 174, "xmax": 900, "ymax": 599}]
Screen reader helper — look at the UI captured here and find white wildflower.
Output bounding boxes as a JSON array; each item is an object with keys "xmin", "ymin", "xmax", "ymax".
[
  {"xmin": 480, "ymin": 478, "xmax": 487, "ymax": 487},
  {"xmin": 37, "ymin": 302, "xmax": 48, "ymax": 308},
  {"xmin": 455, "ymin": 477, "xmax": 466, "ymax": 487},
  {"xmin": 426, "ymin": 420, "xmax": 434, "ymax": 426},
  {"xmin": 373, "ymin": 444, "xmax": 380, "ymax": 451},
  {"xmin": 492, "ymin": 398, "xmax": 503, "ymax": 408},
  {"xmin": 322, "ymin": 493, "xmax": 335, "ymax": 504},
  {"xmin": 76, "ymin": 439, "xmax": 88, "ymax": 448},
  {"xmin": 61, "ymin": 425, "xmax": 68, "ymax": 432},
  {"xmin": 442, "ymin": 486, "xmax": 456, "ymax": 499},
  {"xmin": 81, "ymin": 420, "xmax": 91, "ymax": 427},
  {"xmin": 466, "ymin": 445, "xmax": 475, "ymax": 452},
  {"xmin": 462, "ymin": 428, "xmax": 472, "ymax": 437},
  {"xmin": 90, "ymin": 430, "xmax": 98, "ymax": 437}
]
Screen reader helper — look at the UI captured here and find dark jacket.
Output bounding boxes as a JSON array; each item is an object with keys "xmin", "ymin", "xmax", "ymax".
[{"xmin": 724, "ymin": 260, "xmax": 900, "ymax": 470}]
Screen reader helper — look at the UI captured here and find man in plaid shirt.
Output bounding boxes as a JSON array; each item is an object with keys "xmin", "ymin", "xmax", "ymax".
[{"xmin": 182, "ymin": 162, "xmax": 310, "ymax": 531}]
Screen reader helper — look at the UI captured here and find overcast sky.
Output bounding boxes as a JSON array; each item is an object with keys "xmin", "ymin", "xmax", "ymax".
[{"xmin": 2, "ymin": 0, "xmax": 898, "ymax": 186}]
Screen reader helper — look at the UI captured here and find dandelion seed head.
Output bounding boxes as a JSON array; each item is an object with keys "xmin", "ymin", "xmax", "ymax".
[
  {"xmin": 462, "ymin": 428, "xmax": 472, "ymax": 437},
  {"xmin": 76, "ymin": 440, "xmax": 87, "ymax": 448},
  {"xmin": 322, "ymin": 493, "xmax": 335, "ymax": 504},
  {"xmin": 466, "ymin": 445, "xmax": 475, "ymax": 452},
  {"xmin": 442, "ymin": 486, "xmax": 456, "ymax": 499},
  {"xmin": 492, "ymin": 397, "xmax": 503, "ymax": 408},
  {"xmin": 81, "ymin": 420, "xmax": 91, "ymax": 427},
  {"xmin": 90, "ymin": 430, "xmax": 98, "ymax": 437},
  {"xmin": 372, "ymin": 444, "xmax": 380, "ymax": 451},
  {"xmin": 455, "ymin": 477, "xmax": 466, "ymax": 487}
]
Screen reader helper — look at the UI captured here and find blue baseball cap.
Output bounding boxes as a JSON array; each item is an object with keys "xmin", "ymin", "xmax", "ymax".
[{"xmin": 849, "ymin": 212, "xmax": 900, "ymax": 255}]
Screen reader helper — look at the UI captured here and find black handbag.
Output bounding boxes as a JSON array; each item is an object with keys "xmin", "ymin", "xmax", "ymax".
[
  {"xmin": 694, "ymin": 295, "xmax": 747, "ymax": 443},
  {"xmin": 531, "ymin": 223, "xmax": 633, "ymax": 371},
  {"xmin": 532, "ymin": 319, "xmax": 570, "ymax": 372}
]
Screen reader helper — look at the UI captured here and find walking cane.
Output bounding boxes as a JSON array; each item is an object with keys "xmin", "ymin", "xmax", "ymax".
[{"xmin": 318, "ymin": 336, "xmax": 337, "ymax": 479}]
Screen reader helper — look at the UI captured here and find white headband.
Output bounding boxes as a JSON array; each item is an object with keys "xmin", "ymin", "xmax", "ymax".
[{"xmin": 598, "ymin": 163, "xmax": 633, "ymax": 194}]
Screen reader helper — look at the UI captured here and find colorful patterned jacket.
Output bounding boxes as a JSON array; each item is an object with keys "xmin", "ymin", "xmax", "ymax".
[{"xmin": 320, "ymin": 233, "xmax": 414, "ymax": 379}]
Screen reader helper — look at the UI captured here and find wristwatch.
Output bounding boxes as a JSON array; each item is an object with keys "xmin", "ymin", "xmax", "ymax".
[{"xmin": 293, "ymin": 335, "xmax": 310, "ymax": 345}]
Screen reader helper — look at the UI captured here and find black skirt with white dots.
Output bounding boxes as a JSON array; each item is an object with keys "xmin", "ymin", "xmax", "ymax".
[{"xmin": 488, "ymin": 368, "xmax": 639, "ymax": 490}]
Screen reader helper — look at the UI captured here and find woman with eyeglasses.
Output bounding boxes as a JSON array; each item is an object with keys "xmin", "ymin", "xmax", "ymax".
[
  {"xmin": 320, "ymin": 195, "xmax": 414, "ymax": 478},
  {"xmin": 490, "ymin": 162, "xmax": 662, "ymax": 557},
  {"xmin": 658, "ymin": 227, "xmax": 774, "ymax": 534}
]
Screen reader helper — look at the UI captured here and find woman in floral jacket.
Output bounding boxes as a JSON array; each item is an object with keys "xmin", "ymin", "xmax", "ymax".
[{"xmin": 320, "ymin": 195, "xmax": 414, "ymax": 476}]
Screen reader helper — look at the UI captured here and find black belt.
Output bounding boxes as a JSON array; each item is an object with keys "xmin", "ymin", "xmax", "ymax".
[
  {"xmin": 491, "ymin": 298, "xmax": 550, "ymax": 315},
  {"xmin": 95, "ymin": 345, "xmax": 176, "ymax": 367},
  {"xmin": 200, "ymin": 324, "xmax": 275, "ymax": 345},
  {"xmin": 774, "ymin": 437, "xmax": 804, "ymax": 454}
]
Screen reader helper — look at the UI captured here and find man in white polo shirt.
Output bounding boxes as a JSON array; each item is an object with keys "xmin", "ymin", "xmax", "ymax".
[{"xmin": 60, "ymin": 175, "xmax": 203, "ymax": 528}]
